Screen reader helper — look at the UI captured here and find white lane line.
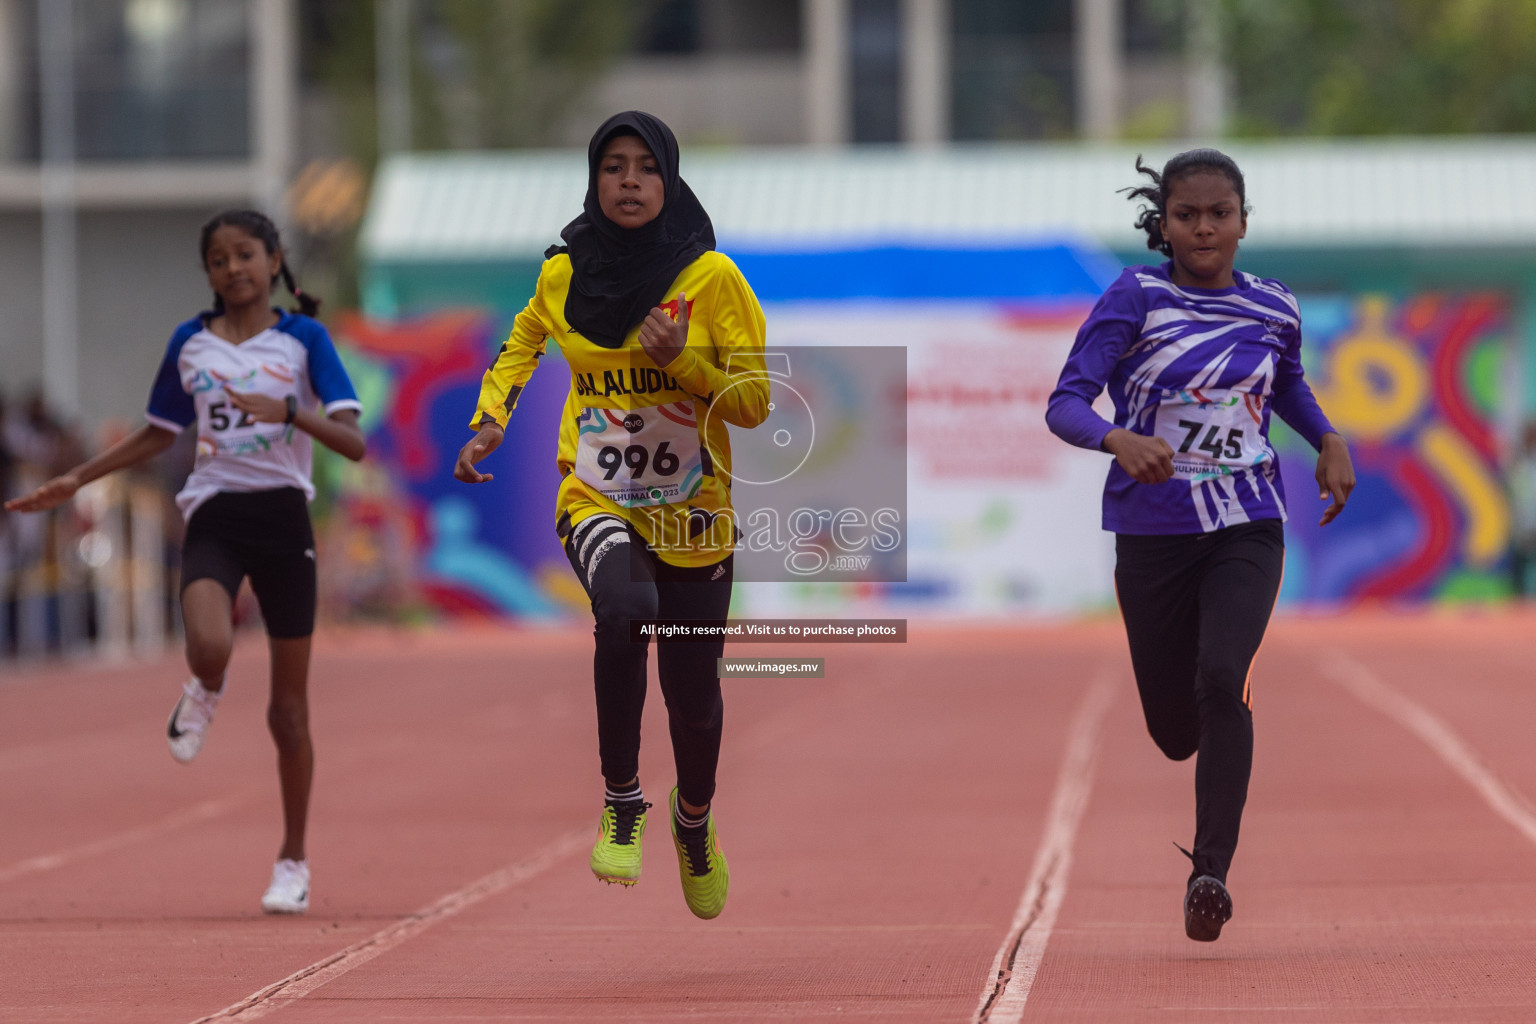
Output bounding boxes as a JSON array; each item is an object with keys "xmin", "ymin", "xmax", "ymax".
[
  {"xmin": 974, "ymin": 671, "xmax": 1117, "ymax": 1024},
  {"xmin": 1323, "ymin": 651, "xmax": 1536, "ymax": 846},
  {"xmin": 189, "ymin": 828, "xmax": 589, "ymax": 1023},
  {"xmin": 0, "ymin": 794, "xmax": 251, "ymax": 885}
]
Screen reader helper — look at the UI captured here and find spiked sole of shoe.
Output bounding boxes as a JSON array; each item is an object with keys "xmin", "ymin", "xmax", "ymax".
[
  {"xmin": 1184, "ymin": 877, "xmax": 1233, "ymax": 942},
  {"xmin": 593, "ymin": 873, "xmax": 639, "ymax": 887}
]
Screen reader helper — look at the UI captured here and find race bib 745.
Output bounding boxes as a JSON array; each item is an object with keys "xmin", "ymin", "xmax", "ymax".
[{"xmin": 1153, "ymin": 388, "xmax": 1271, "ymax": 481}]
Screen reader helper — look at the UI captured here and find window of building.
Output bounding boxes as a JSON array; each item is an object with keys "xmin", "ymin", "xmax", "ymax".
[
  {"xmin": 15, "ymin": 0, "xmax": 251, "ymax": 162},
  {"xmin": 950, "ymin": 0, "xmax": 1074, "ymax": 140},
  {"xmin": 638, "ymin": 0, "xmax": 701, "ymax": 54},
  {"xmin": 637, "ymin": 0, "xmax": 801, "ymax": 55},
  {"xmin": 1125, "ymin": 0, "xmax": 1182, "ymax": 55},
  {"xmin": 851, "ymin": 0, "xmax": 900, "ymax": 143}
]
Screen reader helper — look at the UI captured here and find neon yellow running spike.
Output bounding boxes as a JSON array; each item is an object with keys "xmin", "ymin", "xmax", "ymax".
[
  {"xmin": 590, "ymin": 800, "xmax": 649, "ymax": 886},
  {"xmin": 670, "ymin": 787, "xmax": 729, "ymax": 919}
]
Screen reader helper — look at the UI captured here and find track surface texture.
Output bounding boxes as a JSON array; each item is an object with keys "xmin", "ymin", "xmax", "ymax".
[{"xmin": 2, "ymin": 610, "xmax": 1535, "ymax": 1022}]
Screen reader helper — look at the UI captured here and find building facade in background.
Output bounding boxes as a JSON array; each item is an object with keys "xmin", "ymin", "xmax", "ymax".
[
  {"xmin": 0, "ymin": 0, "xmax": 295, "ymax": 428},
  {"xmin": 329, "ymin": 0, "xmax": 1203, "ymax": 154},
  {"xmin": 580, "ymin": 0, "xmax": 1198, "ymax": 146}
]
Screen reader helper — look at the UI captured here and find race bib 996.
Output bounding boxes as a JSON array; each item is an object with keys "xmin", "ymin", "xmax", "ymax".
[
  {"xmin": 1153, "ymin": 388, "xmax": 1270, "ymax": 481},
  {"xmin": 574, "ymin": 402, "xmax": 705, "ymax": 508}
]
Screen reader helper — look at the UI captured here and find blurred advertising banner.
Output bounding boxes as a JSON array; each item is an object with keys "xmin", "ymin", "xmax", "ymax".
[
  {"xmin": 1276, "ymin": 293, "xmax": 1514, "ymax": 604},
  {"xmin": 732, "ymin": 242, "xmax": 1120, "ymax": 617}
]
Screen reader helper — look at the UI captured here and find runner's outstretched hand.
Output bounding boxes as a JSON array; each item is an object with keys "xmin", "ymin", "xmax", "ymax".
[
  {"xmin": 4, "ymin": 423, "xmax": 174, "ymax": 513},
  {"xmin": 455, "ymin": 422, "xmax": 504, "ymax": 484},
  {"xmin": 1103, "ymin": 428, "xmax": 1175, "ymax": 484},
  {"xmin": 639, "ymin": 291, "xmax": 688, "ymax": 369},
  {"xmin": 1316, "ymin": 432, "xmax": 1354, "ymax": 526},
  {"xmin": 3, "ymin": 472, "xmax": 80, "ymax": 513}
]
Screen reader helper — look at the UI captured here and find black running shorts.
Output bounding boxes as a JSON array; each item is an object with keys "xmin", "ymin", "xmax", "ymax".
[{"xmin": 181, "ymin": 487, "xmax": 317, "ymax": 639}]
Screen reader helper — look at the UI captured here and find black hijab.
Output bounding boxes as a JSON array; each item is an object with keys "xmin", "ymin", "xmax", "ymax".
[{"xmin": 547, "ymin": 111, "xmax": 715, "ymax": 348}]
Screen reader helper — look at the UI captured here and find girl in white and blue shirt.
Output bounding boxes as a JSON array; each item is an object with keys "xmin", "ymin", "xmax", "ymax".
[{"xmin": 6, "ymin": 209, "xmax": 364, "ymax": 914}]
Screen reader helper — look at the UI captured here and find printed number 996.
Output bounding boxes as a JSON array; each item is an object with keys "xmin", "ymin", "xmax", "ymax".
[
  {"xmin": 1177, "ymin": 419, "xmax": 1244, "ymax": 460},
  {"xmin": 596, "ymin": 441, "xmax": 681, "ymax": 480}
]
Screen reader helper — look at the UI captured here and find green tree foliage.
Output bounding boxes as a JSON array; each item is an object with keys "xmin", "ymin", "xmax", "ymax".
[
  {"xmin": 301, "ymin": 2, "xmax": 384, "ymax": 165},
  {"xmin": 420, "ymin": 0, "xmax": 631, "ymax": 150},
  {"xmin": 295, "ymin": 1, "xmax": 643, "ymax": 308},
  {"xmin": 1224, "ymin": 0, "xmax": 1536, "ymax": 135},
  {"xmin": 302, "ymin": 0, "xmax": 638, "ymax": 161}
]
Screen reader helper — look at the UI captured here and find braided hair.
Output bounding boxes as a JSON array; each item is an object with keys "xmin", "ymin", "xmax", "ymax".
[
  {"xmin": 1121, "ymin": 149, "xmax": 1248, "ymax": 258},
  {"xmin": 198, "ymin": 209, "xmax": 321, "ymax": 317}
]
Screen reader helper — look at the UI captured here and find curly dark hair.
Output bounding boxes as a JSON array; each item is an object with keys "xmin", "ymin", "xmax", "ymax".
[
  {"xmin": 1121, "ymin": 149, "xmax": 1248, "ymax": 258},
  {"xmin": 199, "ymin": 209, "xmax": 320, "ymax": 317}
]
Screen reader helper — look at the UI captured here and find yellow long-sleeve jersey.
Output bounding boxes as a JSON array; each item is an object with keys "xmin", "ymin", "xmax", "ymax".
[{"xmin": 472, "ymin": 250, "xmax": 769, "ymax": 567}]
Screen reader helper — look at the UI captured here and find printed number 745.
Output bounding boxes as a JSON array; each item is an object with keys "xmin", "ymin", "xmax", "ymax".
[{"xmin": 1177, "ymin": 419, "xmax": 1244, "ymax": 460}]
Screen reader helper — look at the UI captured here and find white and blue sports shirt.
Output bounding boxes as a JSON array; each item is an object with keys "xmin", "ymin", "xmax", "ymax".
[{"xmin": 146, "ymin": 311, "xmax": 362, "ymax": 520}]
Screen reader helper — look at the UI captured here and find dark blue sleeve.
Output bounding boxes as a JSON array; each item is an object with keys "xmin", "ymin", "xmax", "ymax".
[
  {"xmin": 1045, "ymin": 269, "xmax": 1144, "ymax": 451},
  {"xmin": 1270, "ymin": 305, "xmax": 1335, "ymax": 451},
  {"xmin": 293, "ymin": 317, "xmax": 361, "ymax": 411},
  {"xmin": 144, "ymin": 320, "xmax": 198, "ymax": 431}
]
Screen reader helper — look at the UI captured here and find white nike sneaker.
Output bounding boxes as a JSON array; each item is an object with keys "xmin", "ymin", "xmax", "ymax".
[
  {"xmin": 261, "ymin": 858, "xmax": 310, "ymax": 914},
  {"xmin": 166, "ymin": 678, "xmax": 220, "ymax": 764}
]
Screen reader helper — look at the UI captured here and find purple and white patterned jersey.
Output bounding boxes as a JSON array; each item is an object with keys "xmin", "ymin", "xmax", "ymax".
[{"xmin": 1046, "ymin": 262, "xmax": 1335, "ymax": 535}]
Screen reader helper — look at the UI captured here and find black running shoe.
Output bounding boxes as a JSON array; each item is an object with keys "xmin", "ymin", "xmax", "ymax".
[{"xmin": 1184, "ymin": 874, "xmax": 1233, "ymax": 942}]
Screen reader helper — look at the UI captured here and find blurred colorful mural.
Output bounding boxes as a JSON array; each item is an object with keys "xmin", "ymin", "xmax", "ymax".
[
  {"xmin": 1277, "ymin": 293, "xmax": 1513, "ymax": 604},
  {"xmin": 320, "ymin": 310, "xmax": 581, "ymax": 620}
]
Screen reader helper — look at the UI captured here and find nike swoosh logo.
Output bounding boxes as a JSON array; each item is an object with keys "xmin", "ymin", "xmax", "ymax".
[{"xmin": 167, "ymin": 697, "xmax": 186, "ymax": 740}]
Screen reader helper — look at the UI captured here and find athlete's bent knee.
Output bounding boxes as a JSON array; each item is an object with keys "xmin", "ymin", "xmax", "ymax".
[
  {"xmin": 1147, "ymin": 724, "xmax": 1198, "ymax": 761},
  {"xmin": 1196, "ymin": 675, "xmax": 1252, "ymax": 719},
  {"xmin": 669, "ymin": 692, "xmax": 723, "ymax": 734},
  {"xmin": 266, "ymin": 702, "xmax": 310, "ymax": 753},
  {"xmin": 592, "ymin": 591, "xmax": 658, "ymax": 641},
  {"xmin": 185, "ymin": 639, "xmax": 231, "ymax": 683}
]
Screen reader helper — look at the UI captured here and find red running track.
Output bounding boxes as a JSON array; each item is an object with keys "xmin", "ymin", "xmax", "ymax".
[{"xmin": 1, "ymin": 611, "xmax": 1535, "ymax": 1022}]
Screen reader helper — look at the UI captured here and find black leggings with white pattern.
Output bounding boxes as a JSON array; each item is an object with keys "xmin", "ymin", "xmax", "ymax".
[{"xmin": 565, "ymin": 514, "xmax": 733, "ymax": 809}]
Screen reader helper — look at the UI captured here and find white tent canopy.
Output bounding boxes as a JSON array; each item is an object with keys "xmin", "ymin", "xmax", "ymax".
[{"xmin": 362, "ymin": 137, "xmax": 1536, "ymax": 263}]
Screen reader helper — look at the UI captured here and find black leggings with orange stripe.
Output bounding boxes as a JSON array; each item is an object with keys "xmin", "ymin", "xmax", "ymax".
[{"xmin": 1114, "ymin": 518, "xmax": 1285, "ymax": 885}]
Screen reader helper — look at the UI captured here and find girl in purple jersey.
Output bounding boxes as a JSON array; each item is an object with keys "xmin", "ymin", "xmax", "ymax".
[{"xmin": 1046, "ymin": 150, "xmax": 1355, "ymax": 941}]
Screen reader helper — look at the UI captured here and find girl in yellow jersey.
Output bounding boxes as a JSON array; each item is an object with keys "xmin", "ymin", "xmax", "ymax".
[{"xmin": 454, "ymin": 111, "xmax": 768, "ymax": 920}]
